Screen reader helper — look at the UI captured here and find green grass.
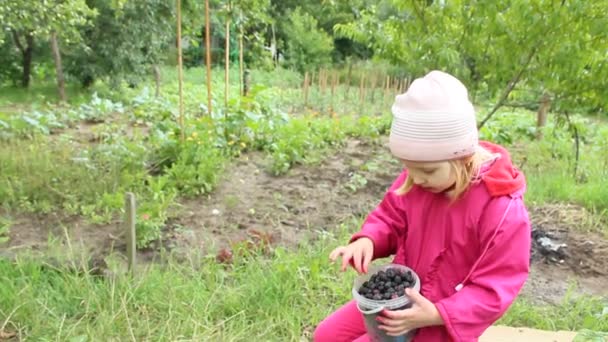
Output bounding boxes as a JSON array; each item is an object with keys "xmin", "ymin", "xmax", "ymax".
[
  {"xmin": 0, "ymin": 224, "xmax": 605, "ymax": 341},
  {"xmin": 499, "ymin": 292, "xmax": 608, "ymax": 332},
  {"xmin": 0, "ymin": 83, "xmax": 112, "ymax": 113},
  {"xmin": 478, "ymin": 108, "xmax": 608, "ymax": 225}
]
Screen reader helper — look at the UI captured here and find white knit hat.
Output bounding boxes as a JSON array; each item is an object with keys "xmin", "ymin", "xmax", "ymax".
[{"xmin": 388, "ymin": 70, "xmax": 478, "ymax": 161}]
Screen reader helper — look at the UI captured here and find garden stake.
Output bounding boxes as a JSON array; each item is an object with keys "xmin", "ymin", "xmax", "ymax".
[{"xmin": 124, "ymin": 192, "xmax": 136, "ymax": 275}]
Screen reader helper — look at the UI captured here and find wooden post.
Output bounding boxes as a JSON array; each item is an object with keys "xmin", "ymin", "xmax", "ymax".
[
  {"xmin": 324, "ymin": 70, "xmax": 329, "ymax": 95},
  {"xmin": 361, "ymin": 74, "xmax": 367, "ymax": 108},
  {"xmin": 243, "ymin": 69, "xmax": 250, "ymax": 96},
  {"xmin": 384, "ymin": 75, "xmax": 390, "ymax": 104},
  {"xmin": 318, "ymin": 69, "xmax": 323, "ymax": 97},
  {"xmin": 176, "ymin": 0, "xmax": 185, "ymax": 142},
  {"xmin": 124, "ymin": 192, "xmax": 136, "ymax": 274},
  {"xmin": 345, "ymin": 64, "xmax": 352, "ymax": 101},
  {"xmin": 239, "ymin": 10, "xmax": 244, "ymax": 97},
  {"xmin": 303, "ymin": 72, "xmax": 309, "ymax": 107},
  {"xmin": 224, "ymin": 1, "xmax": 231, "ymax": 109},
  {"xmin": 205, "ymin": 0, "xmax": 212, "ymax": 116},
  {"xmin": 330, "ymin": 71, "xmax": 337, "ymax": 116},
  {"xmin": 153, "ymin": 64, "xmax": 161, "ymax": 97},
  {"xmin": 370, "ymin": 73, "xmax": 377, "ymax": 103},
  {"xmin": 536, "ymin": 92, "xmax": 551, "ymax": 140}
]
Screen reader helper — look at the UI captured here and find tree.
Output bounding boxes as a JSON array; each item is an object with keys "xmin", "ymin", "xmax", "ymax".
[
  {"xmin": 64, "ymin": 0, "xmax": 174, "ymax": 88},
  {"xmin": 269, "ymin": 0, "xmax": 371, "ymax": 63},
  {"xmin": 283, "ymin": 8, "xmax": 334, "ymax": 72},
  {"xmin": 335, "ymin": 0, "xmax": 608, "ymax": 121},
  {"xmin": 0, "ymin": 0, "xmax": 95, "ymax": 88}
]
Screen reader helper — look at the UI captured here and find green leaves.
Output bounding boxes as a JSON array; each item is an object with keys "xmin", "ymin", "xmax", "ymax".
[
  {"xmin": 1, "ymin": 0, "xmax": 96, "ymax": 42},
  {"xmin": 336, "ymin": 0, "xmax": 608, "ymax": 116},
  {"xmin": 283, "ymin": 8, "xmax": 334, "ymax": 72}
]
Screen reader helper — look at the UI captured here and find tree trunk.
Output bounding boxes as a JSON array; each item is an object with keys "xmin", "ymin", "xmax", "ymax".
[
  {"xmin": 11, "ymin": 30, "xmax": 34, "ymax": 88},
  {"xmin": 477, "ymin": 46, "xmax": 539, "ymax": 129},
  {"xmin": 50, "ymin": 31, "xmax": 67, "ymax": 103},
  {"xmin": 536, "ymin": 92, "xmax": 551, "ymax": 140},
  {"xmin": 243, "ymin": 69, "xmax": 250, "ymax": 96},
  {"xmin": 271, "ymin": 23, "xmax": 277, "ymax": 68},
  {"xmin": 22, "ymin": 35, "xmax": 34, "ymax": 88}
]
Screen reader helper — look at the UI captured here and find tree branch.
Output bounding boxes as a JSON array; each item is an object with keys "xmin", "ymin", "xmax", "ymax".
[
  {"xmin": 410, "ymin": 0, "xmax": 428, "ymax": 33},
  {"xmin": 11, "ymin": 29, "xmax": 24, "ymax": 54},
  {"xmin": 477, "ymin": 44, "xmax": 540, "ymax": 129}
]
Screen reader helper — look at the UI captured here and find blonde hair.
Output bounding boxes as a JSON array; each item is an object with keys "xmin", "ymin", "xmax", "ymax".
[{"xmin": 395, "ymin": 146, "xmax": 495, "ymax": 201}]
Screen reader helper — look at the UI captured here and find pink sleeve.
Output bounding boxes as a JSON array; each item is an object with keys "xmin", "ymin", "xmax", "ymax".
[
  {"xmin": 435, "ymin": 197, "xmax": 531, "ymax": 341},
  {"xmin": 349, "ymin": 171, "xmax": 408, "ymax": 259}
]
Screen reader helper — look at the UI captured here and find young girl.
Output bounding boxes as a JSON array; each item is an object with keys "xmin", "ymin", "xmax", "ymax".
[{"xmin": 314, "ymin": 70, "xmax": 531, "ymax": 341}]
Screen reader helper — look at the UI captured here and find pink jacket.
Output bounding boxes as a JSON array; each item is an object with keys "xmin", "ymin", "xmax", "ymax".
[{"xmin": 350, "ymin": 141, "xmax": 531, "ymax": 341}]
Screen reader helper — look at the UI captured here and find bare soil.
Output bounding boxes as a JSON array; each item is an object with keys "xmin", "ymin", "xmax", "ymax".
[{"xmin": 1, "ymin": 139, "xmax": 606, "ymax": 303}]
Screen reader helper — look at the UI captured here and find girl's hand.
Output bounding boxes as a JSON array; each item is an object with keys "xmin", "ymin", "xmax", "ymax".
[
  {"xmin": 377, "ymin": 288, "xmax": 444, "ymax": 336},
  {"xmin": 329, "ymin": 237, "xmax": 374, "ymax": 274}
]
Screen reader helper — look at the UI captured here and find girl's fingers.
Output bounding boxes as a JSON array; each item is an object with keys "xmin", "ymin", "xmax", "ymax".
[
  {"xmin": 386, "ymin": 328, "xmax": 410, "ymax": 337},
  {"xmin": 329, "ymin": 247, "xmax": 344, "ymax": 261},
  {"xmin": 381, "ymin": 309, "xmax": 410, "ymax": 320},
  {"xmin": 378, "ymin": 320, "xmax": 410, "ymax": 335},
  {"xmin": 341, "ymin": 249, "xmax": 354, "ymax": 271},
  {"xmin": 353, "ymin": 248, "xmax": 363, "ymax": 274},
  {"xmin": 362, "ymin": 249, "xmax": 372, "ymax": 273}
]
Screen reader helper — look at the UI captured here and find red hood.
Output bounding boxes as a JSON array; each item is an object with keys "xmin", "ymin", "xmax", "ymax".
[{"xmin": 478, "ymin": 141, "xmax": 526, "ymax": 197}]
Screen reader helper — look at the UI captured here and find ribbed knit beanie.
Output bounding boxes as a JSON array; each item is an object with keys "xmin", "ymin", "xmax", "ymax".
[{"xmin": 389, "ymin": 70, "xmax": 478, "ymax": 161}]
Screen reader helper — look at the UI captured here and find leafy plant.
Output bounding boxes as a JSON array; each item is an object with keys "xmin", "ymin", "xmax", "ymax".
[
  {"xmin": 346, "ymin": 173, "xmax": 368, "ymax": 192},
  {"xmin": 0, "ymin": 217, "xmax": 11, "ymax": 244}
]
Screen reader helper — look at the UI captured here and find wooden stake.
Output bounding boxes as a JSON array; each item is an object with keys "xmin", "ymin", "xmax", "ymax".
[
  {"xmin": 124, "ymin": 192, "xmax": 136, "ymax": 274},
  {"xmin": 370, "ymin": 73, "xmax": 377, "ymax": 103},
  {"xmin": 239, "ymin": 11, "xmax": 244, "ymax": 97},
  {"xmin": 359, "ymin": 73, "xmax": 365, "ymax": 104},
  {"xmin": 224, "ymin": 1, "xmax": 231, "ymax": 109},
  {"xmin": 384, "ymin": 75, "xmax": 390, "ymax": 104},
  {"xmin": 362, "ymin": 74, "xmax": 368, "ymax": 109},
  {"xmin": 303, "ymin": 72, "xmax": 309, "ymax": 107},
  {"xmin": 205, "ymin": 0, "xmax": 212, "ymax": 116},
  {"xmin": 345, "ymin": 64, "xmax": 352, "ymax": 101},
  {"xmin": 176, "ymin": 0, "xmax": 185, "ymax": 141},
  {"xmin": 243, "ymin": 69, "xmax": 250, "ymax": 96},
  {"xmin": 536, "ymin": 92, "xmax": 551, "ymax": 140},
  {"xmin": 153, "ymin": 64, "xmax": 161, "ymax": 97},
  {"xmin": 330, "ymin": 71, "xmax": 337, "ymax": 116},
  {"xmin": 318, "ymin": 68, "xmax": 323, "ymax": 91}
]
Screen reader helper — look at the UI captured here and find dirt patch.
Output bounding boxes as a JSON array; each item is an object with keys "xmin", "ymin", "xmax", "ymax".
[
  {"xmin": 523, "ymin": 204, "xmax": 608, "ymax": 303},
  {"xmin": 529, "ymin": 204, "xmax": 608, "ymax": 276},
  {"xmin": 0, "ymin": 210, "xmax": 121, "ymax": 259},
  {"xmin": 166, "ymin": 139, "xmax": 401, "ymax": 256},
  {"xmin": 50, "ymin": 115, "xmax": 150, "ymax": 145}
]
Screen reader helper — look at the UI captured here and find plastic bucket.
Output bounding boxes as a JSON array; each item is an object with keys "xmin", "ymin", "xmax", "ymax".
[{"xmin": 352, "ymin": 264, "xmax": 421, "ymax": 342}]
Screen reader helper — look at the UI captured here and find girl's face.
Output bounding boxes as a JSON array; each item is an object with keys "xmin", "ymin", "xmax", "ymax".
[{"xmin": 401, "ymin": 160, "xmax": 457, "ymax": 193}]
